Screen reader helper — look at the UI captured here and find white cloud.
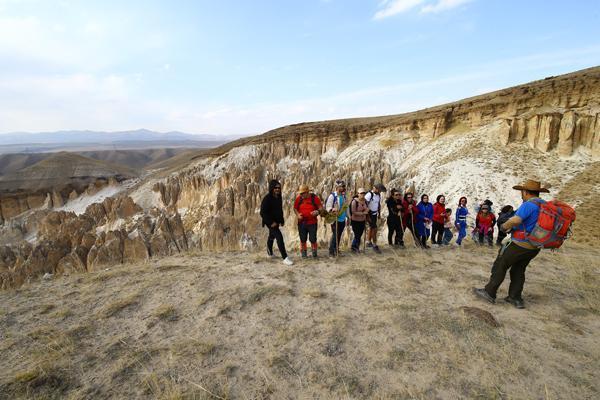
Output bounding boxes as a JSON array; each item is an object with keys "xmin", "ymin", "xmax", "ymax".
[
  {"xmin": 373, "ymin": 0, "xmax": 424, "ymax": 20},
  {"xmin": 373, "ymin": 0, "xmax": 474, "ymax": 19},
  {"xmin": 0, "ymin": 46, "xmax": 598, "ymax": 136},
  {"xmin": 421, "ymin": 0, "xmax": 473, "ymax": 14}
]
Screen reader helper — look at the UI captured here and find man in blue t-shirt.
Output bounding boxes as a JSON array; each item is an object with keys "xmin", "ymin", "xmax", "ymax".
[{"xmin": 473, "ymin": 180, "xmax": 550, "ymax": 309}]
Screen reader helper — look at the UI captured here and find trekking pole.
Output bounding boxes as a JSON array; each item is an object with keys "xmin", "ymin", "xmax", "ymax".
[
  {"xmin": 398, "ymin": 208, "xmax": 406, "ymax": 248},
  {"xmin": 363, "ymin": 214, "xmax": 367, "ymax": 254},
  {"xmin": 335, "ymin": 204, "xmax": 339, "ymax": 258},
  {"xmin": 409, "ymin": 208, "xmax": 423, "ymax": 249}
]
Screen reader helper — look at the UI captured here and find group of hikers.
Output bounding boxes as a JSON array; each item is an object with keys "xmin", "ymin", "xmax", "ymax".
[
  {"xmin": 260, "ymin": 178, "xmax": 516, "ymax": 260},
  {"xmin": 260, "ymin": 178, "xmax": 575, "ymax": 309}
]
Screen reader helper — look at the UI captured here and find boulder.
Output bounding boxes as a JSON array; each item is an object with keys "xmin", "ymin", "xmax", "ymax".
[
  {"xmin": 123, "ymin": 231, "xmax": 150, "ymax": 263},
  {"xmin": 56, "ymin": 248, "xmax": 88, "ymax": 275},
  {"xmin": 87, "ymin": 230, "xmax": 124, "ymax": 271}
]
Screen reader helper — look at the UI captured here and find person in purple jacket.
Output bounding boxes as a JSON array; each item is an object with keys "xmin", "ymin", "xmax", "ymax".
[{"xmin": 416, "ymin": 194, "xmax": 433, "ymax": 248}]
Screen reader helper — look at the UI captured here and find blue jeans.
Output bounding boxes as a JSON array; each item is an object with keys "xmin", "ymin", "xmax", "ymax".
[
  {"xmin": 442, "ymin": 228, "xmax": 453, "ymax": 245},
  {"xmin": 456, "ymin": 221, "xmax": 467, "ymax": 245}
]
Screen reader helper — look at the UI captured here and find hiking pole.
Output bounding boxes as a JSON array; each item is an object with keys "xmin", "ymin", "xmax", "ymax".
[
  {"xmin": 398, "ymin": 207, "xmax": 406, "ymax": 248},
  {"xmin": 409, "ymin": 208, "xmax": 422, "ymax": 249},
  {"xmin": 363, "ymin": 214, "xmax": 367, "ymax": 254},
  {"xmin": 335, "ymin": 206, "xmax": 339, "ymax": 258}
]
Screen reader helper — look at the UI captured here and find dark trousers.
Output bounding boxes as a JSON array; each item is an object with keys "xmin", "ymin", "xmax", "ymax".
[
  {"xmin": 387, "ymin": 219, "xmax": 403, "ymax": 245},
  {"xmin": 298, "ymin": 223, "xmax": 317, "ymax": 244},
  {"xmin": 329, "ymin": 220, "xmax": 346, "ymax": 254},
  {"xmin": 478, "ymin": 230, "xmax": 493, "ymax": 246},
  {"xmin": 351, "ymin": 220, "xmax": 365, "ymax": 249},
  {"xmin": 432, "ymin": 221, "xmax": 444, "ymax": 244},
  {"xmin": 484, "ymin": 242, "xmax": 540, "ymax": 300},
  {"xmin": 267, "ymin": 226, "xmax": 288, "ymax": 259}
]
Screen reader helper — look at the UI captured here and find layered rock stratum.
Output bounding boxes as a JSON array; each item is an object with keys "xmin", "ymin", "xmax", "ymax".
[{"xmin": 1, "ymin": 66, "xmax": 599, "ymax": 287}]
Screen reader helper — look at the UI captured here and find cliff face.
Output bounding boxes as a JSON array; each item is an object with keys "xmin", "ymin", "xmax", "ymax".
[
  {"xmin": 208, "ymin": 67, "xmax": 600, "ymax": 159},
  {"xmin": 1, "ymin": 67, "xmax": 599, "ymax": 287},
  {"xmin": 140, "ymin": 67, "xmax": 599, "ymax": 251}
]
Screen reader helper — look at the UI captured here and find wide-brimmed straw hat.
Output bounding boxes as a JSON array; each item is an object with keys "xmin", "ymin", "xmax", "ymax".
[
  {"xmin": 298, "ymin": 184, "xmax": 310, "ymax": 194},
  {"xmin": 512, "ymin": 179, "xmax": 550, "ymax": 193}
]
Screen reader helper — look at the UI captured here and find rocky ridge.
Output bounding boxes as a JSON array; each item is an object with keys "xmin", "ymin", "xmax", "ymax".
[
  {"xmin": 0, "ymin": 67, "xmax": 599, "ymax": 287},
  {"xmin": 145, "ymin": 67, "xmax": 600, "ymax": 250},
  {"xmin": 0, "ymin": 195, "xmax": 189, "ymax": 288}
]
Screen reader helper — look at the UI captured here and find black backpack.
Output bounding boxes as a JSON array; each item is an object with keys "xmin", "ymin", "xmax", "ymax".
[
  {"xmin": 347, "ymin": 196, "xmax": 359, "ymax": 217},
  {"xmin": 296, "ymin": 193, "xmax": 319, "ymax": 210}
]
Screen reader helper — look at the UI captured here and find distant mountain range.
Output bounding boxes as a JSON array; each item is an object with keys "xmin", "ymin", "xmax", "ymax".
[{"xmin": 0, "ymin": 129, "xmax": 236, "ymax": 145}]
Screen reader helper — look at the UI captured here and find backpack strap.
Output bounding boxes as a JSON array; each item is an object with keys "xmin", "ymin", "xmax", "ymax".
[{"xmin": 327, "ymin": 192, "xmax": 338, "ymax": 209}]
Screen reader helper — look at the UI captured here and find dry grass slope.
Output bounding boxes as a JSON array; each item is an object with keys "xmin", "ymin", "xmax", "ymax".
[{"xmin": 0, "ymin": 242, "xmax": 598, "ymax": 399}]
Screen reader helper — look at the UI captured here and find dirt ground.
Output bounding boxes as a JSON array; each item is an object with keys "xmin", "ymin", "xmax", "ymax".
[{"xmin": 0, "ymin": 239, "xmax": 598, "ymax": 399}]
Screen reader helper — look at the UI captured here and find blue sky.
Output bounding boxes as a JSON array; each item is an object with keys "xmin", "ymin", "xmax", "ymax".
[{"xmin": 0, "ymin": 0, "xmax": 599, "ymax": 136}]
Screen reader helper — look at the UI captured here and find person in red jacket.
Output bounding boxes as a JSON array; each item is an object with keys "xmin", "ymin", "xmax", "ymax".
[
  {"xmin": 475, "ymin": 204, "xmax": 496, "ymax": 246},
  {"xmin": 401, "ymin": 192, "xmax": 420, "ymax": 245},
  {"xmin": 431, "ymin": 195, "xmax": 446, "ymax": 245},
  {"xmin": 293, "ymin": 184, "xmax": 324, "ymax": 258}
]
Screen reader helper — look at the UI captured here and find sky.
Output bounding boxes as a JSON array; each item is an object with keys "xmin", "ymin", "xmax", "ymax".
[{"xmin": 0, "ymin": 0, "xmax": 599, "ymax": 136}]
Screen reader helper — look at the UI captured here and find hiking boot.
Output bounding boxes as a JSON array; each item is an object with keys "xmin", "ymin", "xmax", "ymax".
[
  {"xmin": 301, "ymin": 250, "xmax": 308, "ymax": 258},
  {"xmin": 312, "ymin": 249, "xmax": 318, "ymax": 258},
  {"xmin": 373, "ymin": 245, "xmax": 382, "ymax": 254},
  {"xmin": 504, "ymin": 296, "xmax": 525, "ymax": 309},
  {"xmin": 366, "ymin": 242, "xmax": 373, "ymax": 248},
  {"xmin": 473, "ymin": 288, "xmax": 495, "ymax": 304},
  {"xmin": 282, "ymin": 257, "xmax": 294, "ymax": 266}
]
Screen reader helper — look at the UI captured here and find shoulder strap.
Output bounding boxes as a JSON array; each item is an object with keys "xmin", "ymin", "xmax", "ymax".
[{"xmin": 529, "ymin": 198, "xmax": 545, "ymax": 207}]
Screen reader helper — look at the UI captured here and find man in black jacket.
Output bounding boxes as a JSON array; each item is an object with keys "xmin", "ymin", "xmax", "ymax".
[{"xmin": 260, "ymin": 179, "xmax": 293, "ymax": 265}]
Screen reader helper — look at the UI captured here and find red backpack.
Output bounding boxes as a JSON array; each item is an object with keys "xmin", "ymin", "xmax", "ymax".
[{"xmin": 518, "ymin": 199, "xmax": 576, "ymax": 249}]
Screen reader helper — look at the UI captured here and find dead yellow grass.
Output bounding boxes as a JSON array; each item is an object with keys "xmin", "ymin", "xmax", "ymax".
[{"xmin": 0, "ymin": 246, "xmax": 598, "ymax": 399}]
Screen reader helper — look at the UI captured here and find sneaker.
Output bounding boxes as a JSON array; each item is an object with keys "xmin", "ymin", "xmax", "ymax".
[
  {"xmin": 301, "ymin": 250, "xmax": 308, "ymax": 258},
  {"xmin": 351, "ymin": 247, "xmax": 359, "ymax": 254},
  {"xmin": 504, "ymin": 296, "xmax": 525, "ymax": 309},
  {"xmin": 473, "ymin": 288, "xmax": 495, "ymax": 304},
  {"xmin": 312, "ymin": 250, "xmax": 318, "ymax": 258},
  {"xmin": 329, "ymin": 251, "xmax": 336, "ymax": 258},
  {"xmin": 267, "ymin": 250, "xmax": 275, "ymax": 258},
  {"xmin": 282, "ymin": 257, "xmax": 294, "ymax": 266},
  {"xmin": 366, "ymin": 242, "xmax": 373, "ymax": 248},
  {"xmin": 373, "ymin": 245, "xmax": 382, "ymax": 254}
]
